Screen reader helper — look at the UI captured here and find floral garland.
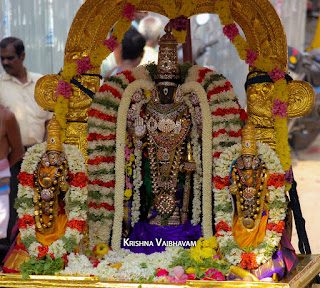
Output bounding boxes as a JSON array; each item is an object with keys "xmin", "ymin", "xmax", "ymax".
[
  {"xmin": 213, "ymin": 142, "xmax": 287, "ymax": 269},
  {"xmin": 87, "ymin": 64, "xmax": 244, "ymax": 249},
  {"xmin": 213, "ymin": 0, "xmax": 292, "ymax": 189},
  {"xmin": 16, "ymin": 143, "xmax": 88, "ymax": 258}
]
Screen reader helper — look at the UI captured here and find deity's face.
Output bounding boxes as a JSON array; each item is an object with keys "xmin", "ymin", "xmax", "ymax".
[
  {"xmin": 48, "ymin": 152, "xmax": 60, "ymax": 166},
  {"xmin": 156, "ymin": 83, "xmax": 177, "ymax": 104},
  {"xmin": 242, "ymin": 155, "xmax": 253, "ymax": 170}
]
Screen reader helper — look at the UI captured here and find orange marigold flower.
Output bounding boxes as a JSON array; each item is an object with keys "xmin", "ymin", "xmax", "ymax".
[
  {"xmin": 38, "ymin": 245, "xmax": 49, "ymax": 259},
  {"xmin": 18, "ymin": 215, "xmax": 35, "ymax": 229},
  {"xmin": 67, "ymin": 219, "xmax": 87, "ymax": 231},
  {"xmin": 17, "ymin": 172, "xmax": 34, "ymax": 187},
  {"xmin": 267, "ymin": 174, "xmax": 285, "ymax": 188},
  {"xmin": 215, "ymin": 220, "xmax": 231, "ymax": 232},
  {"xmin": 68, "ymin": 172, "xmax": 88, "ymax": 188}
]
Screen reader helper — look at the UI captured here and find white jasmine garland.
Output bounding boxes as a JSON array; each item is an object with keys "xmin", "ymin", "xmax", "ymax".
[
  {"xmin": 112, "ymin": 79, "xmax": 154, "ymax": 250},
  {"xmin": 182, "ymin": 82, "xmax": 213, "ymax": 237},
  {"xmin": 17, "ymin": 143, "xmax": 88, "ymax": 258},
  {"xmin": 214, "ymin": 142, "xmax": 287, "ymax": 267}
]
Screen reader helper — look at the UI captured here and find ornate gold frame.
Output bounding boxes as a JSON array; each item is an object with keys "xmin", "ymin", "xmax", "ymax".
[{"xmin": 35, "ymin": 0, "xmax": 314, "ymax": 156}]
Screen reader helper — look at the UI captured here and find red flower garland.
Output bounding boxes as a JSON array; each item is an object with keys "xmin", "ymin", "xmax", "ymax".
[
  {"xmin": 88, "ymin": 109, "xmax": 117, "ymax": 123},
  {"xmin": 88, "ymin": 179, "xmax": 115, "ymax": 188},
  {"xmin": 99, "ymin": 84, "xmax": 122, "ymax": 98},
  {"xmin": 67, "ymin": 219, "xmax": 87, "ymax": 232},
  {"xmin": 213, "ymin": 176, "xmax": 230, "ymax": 190},
  {"xmin": 267, "ymin": 173, "xmax": 285, "ymax": 188},
  {"xmin": 197, "ymin": 68, "xmax": 212, "ymax": 83},
  {"xmin": 38, "ymin": 245, "xmax": 49, "ymax": 259},
  {"xmin": 87, "ymin": 133, "xmax": 116, "ymax": 142},
  {"xmin": 17, "ymin": 172, "xmax": 34, "ymax": 188},
  {"xmin": 68, "ymin": 172, "xmax": 88, "ymax": 188},
  {"xmin": 240, "ymin": 252, "xmax": 258, "ymax": 270},
  {"xmin": 88, "ymin": 202, "xmax": 115, "ymax": 211},
  {"xmin": 87, "ymin": 156, "xmax": 116, "ymax": 166},
  {"xmin": 267, "ymin": 221, "xmax": 285, "ymax": 233},
  {"xmin": 18, "ymin": 215, "xmax": 35, "ymax": 229},
  {"xmin": 212, "ymin": 107, "xmax": 242, "ymax": 117}
]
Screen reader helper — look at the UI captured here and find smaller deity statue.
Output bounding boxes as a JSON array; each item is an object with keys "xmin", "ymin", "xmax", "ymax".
[
  {"xmin": 229, "ymin": 121, "xmax": 270, "ymax": 248},
  {"xmin": 3, "ymin": 115, "xmax": 88, "ymax": 272},
  {"xmin": 33, "ymin": 115, "xmax": 69, "ymax": 235}
]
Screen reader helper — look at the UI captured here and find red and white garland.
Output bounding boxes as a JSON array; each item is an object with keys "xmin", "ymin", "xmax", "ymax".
[
  {"xmin": 214, "ymin": 142, "xmax": 287, "ymax": 269},
  {"xmin": 87, "ymin": 65, "xmax": 244, "ymax": 249},
  {"xmin": 16, "ymin": 143, "xmax": 88, "ymax": 258}
]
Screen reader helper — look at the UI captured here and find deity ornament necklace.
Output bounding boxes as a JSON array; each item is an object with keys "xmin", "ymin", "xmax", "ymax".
[
  {"xmin": 232, "ymin": 159, "xmax": 268, "ymax": 231},
  {"xmin": 145, "ymin": 100, "xmax": 191, "ymax": 224},
  {"xmin": 33, "ymin": 151, "xmax": 69, "ymax": 234}
]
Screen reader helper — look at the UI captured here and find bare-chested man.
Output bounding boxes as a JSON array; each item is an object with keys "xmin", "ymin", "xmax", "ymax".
[{"xmin": 0, "ymin": 105, "xmax": 24, "ymax": 239}]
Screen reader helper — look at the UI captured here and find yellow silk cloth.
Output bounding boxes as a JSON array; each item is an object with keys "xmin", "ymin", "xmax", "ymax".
[
  {"xmin": 232, "ymin": 209, "xmax": 269, "ymax": 249},
  {"xmin": 35, "ymin": 214, "xmax": 68, "ymax": 245},
  {"xmin": 3, "ymin": 214, "xmax": 68, "ymax": 273}
]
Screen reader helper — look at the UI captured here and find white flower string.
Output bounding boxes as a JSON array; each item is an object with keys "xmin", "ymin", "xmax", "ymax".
[
  {"xmin": 112, "ymin": 79, "xmax": 154, "ymax": 250},
  {"xmin": 182, "ymin": 82, "xmax": 213, "ymax": 237}
]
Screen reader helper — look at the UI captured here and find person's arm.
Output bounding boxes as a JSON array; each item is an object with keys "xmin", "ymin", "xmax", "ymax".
[{"xmin": 5, "ymin": 109, "xmax": 24, "ymax": 166}]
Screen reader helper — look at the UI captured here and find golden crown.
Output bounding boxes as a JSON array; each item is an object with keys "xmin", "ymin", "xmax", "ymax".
[
  {"xmin": 47, "ymin": 114, "xmax": 63, "ymax": 152},
  {"xmin": 155, "ymin": 22, "xmax": 180, "ymax": 82},
  {"xmin": 241, "ymin": 121, "xmax": 257, "ymax": 156}
]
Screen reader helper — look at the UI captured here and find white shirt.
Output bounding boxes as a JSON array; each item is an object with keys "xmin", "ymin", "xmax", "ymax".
[{"xmin": 0, "ymin": 70, "xmax": 52, "ymax": 147}]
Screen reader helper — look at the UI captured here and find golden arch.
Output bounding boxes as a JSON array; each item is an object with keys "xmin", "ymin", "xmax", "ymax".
[
  {"xmin": 64, "ymin": 0, "xmax": 287, "ymax": 68},
  {"xmin": 35, "ymin": 0, "xmax": 313, "ymax": 154}
]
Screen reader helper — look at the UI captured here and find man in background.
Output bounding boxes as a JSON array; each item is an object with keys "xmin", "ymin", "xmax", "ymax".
[
  {"xmin": 0, "ymin": 37, "xmax": 52, "ymax": 256},
  {"xmin": 138, "ymin": 15, "xmax": 163, "ymax": 65},
  {"xmin": 106, "ymin": 27, "xmax": 146, "ymax": 78},
  {"xmin": 0, "ymin": 105, "xmax": 24, "ymax": 262}
]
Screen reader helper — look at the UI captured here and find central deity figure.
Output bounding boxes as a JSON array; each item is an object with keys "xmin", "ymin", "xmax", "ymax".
[
  {"xmin": 129, "ymin": 25, "xmax": 196, "ymax": 227},
  {"xmin": 122, "ymin": 24, "xmax": 201, "ymax": 252}
]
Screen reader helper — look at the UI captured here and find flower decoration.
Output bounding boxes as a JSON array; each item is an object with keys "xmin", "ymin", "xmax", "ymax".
[
  {"xmin": 215, "ymin": 0, "xmax": 292, "ymax": 188},
  {"xmin": 87, "ymin": 64, "xmax": 243, "ymax": 249},
  {"xmin": 214, "ymin": 142, "xmax": 287, "ymax": 269},
  {"xmin": 56, "ymin": 80, "xmax": 73, "ymax": 99},
  {"xmin": 16, "ymin": 143, "xmax": 88, "ymax": 259},
  {"xmin": 103, "ymin": 35, "xmax": 119, "ymax": 52},
  {"xmin": 122, "ymin": 2, "xmax": 136, "ymax": 21},
  {"xmin": 272, "ymin": 99, "xmax": 288, "ymax": 118}
]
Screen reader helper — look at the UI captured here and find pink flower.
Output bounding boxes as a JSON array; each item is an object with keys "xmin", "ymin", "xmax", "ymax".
[
  {"xmin": 156, "ymin": 268, "xmax": 169, "ymax": 277},
  {"xmin": 56, "ymin": 79, "xmax": 73, "ymax": 99},
  {"xmin": 122, "ymin": 3, "xmax": 136, "ymax": 21},
  {"xmin": 103, "ymin": 35, "xmax": 119, "ymax": 52},
  {"xmin": 75, "ymin": 56, "xmax": 93, "ymax": 75},
  {"xmin": 168, "ymin": 266, "xmax": 188, "ymax": 283},
  {"xmin": 170, "ymin": 16, "xmax": 188, "ymax": 32},
  {"xmin": 222, "ymin": 23, "xmax": 239, "ymax": 42},
  {"xmin": 272, "ymin": 99, "xmax": 288, "ymax": 118},
  {"xmin": 245, "ymin": 50, "xmax": 258, "ymax": 67},
  {"xmin": 203, "ymin": 268, "xmax": 225, "ymax": 281},
  {"xmin": 269, "ymin": 66, "xmax": 285, "ymax": 82}
]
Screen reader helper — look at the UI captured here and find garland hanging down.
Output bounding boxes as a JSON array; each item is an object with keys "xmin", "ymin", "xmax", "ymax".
[
  {"xmin": 214, "ymin": 142, "xmax": 287, "ymax": 269},
  {"xmin": 87, "ymin": 64, "xmax": 245, "ymax": 249},
  {"xmin": 16, "ymin": 143, "xmax": 88, "ymax": 259}
]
